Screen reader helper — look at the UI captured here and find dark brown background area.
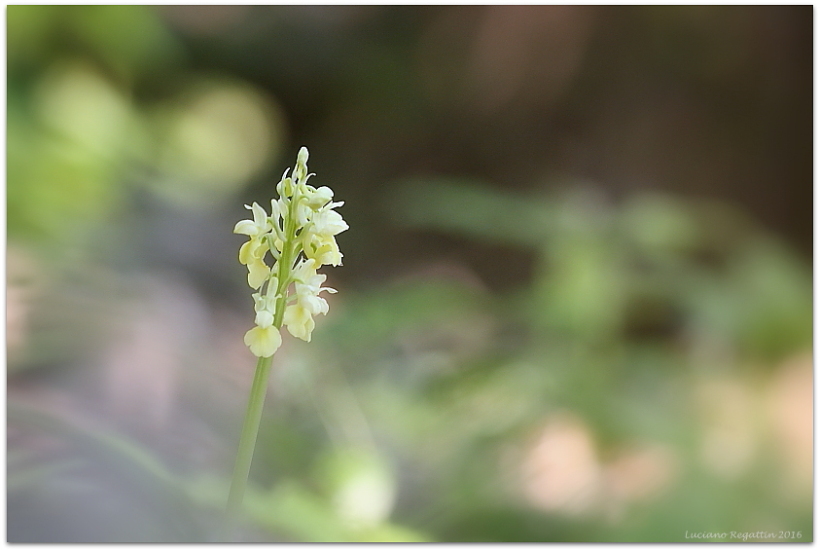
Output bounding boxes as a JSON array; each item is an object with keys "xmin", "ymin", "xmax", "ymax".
[{"xmin": 156, "ymin": 5, "xmax": 811, "ymax": 288}]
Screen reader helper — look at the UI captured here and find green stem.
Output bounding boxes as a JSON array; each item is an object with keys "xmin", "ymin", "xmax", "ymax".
[
  {"xmin": 273, "ymin": 192, "xmax": 300, "ymax": 328},
  {"xmin": 226, "ymin": 354, "xmax": 274, "ymax": 525}
]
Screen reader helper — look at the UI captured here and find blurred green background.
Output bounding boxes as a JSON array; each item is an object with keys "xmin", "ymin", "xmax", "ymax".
[{"xmin": 7, "ymin": 5, "xmax": 812, "ymax": 543}]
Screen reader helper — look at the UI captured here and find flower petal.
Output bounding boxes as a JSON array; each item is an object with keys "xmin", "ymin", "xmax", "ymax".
[
  {"xmin": 306, "ymin": 186, "xmax": 334, "ymax": 209},
  {"xmin": 247, "ymin": 259, "xmax": 270, "ymax": 289},
  {"xmin": 250, "ymin": 202, "xmax": 269, "ymax": 228},
  {"xmin": 284, "ymin": 304, "xmax": 315, "ymax": 342},
  {"xmin": 255, "ymin": 310, "xmax": 274, "ymax": 328},
  {"xmin": 234, "ymin": 219, "xmax": 258, "ymax": 236},
  {"xmin": 244, "ymin": 325, "xmax": 282, "ymax": 357}
]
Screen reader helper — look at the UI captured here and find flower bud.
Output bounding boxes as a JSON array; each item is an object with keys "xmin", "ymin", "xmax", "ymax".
[{"xmin": 292, "ymin": 147, "xmax": 309, "ymax": 182}]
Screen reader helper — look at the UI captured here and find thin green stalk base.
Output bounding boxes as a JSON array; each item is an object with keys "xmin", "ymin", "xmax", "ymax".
[{"xmin": 225, "ymin": 354, "xmax": 274, "ymax": 537}]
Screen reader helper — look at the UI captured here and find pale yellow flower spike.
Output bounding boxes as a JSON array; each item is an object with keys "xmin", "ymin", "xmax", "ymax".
[{"xmin": 233, "ymin": 147, "xmax": 348, "ymax": 357}]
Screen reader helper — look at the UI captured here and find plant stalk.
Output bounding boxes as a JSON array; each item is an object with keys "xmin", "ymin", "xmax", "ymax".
[{"xmin": 226, "ymin": 354, "xmax": 274, "ymax": 525}]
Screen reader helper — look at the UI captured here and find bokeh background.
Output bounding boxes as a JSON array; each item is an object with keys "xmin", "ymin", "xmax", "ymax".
[{"xmin": 7, "ymin": 5, "xmax": 812, "ymax": 543}]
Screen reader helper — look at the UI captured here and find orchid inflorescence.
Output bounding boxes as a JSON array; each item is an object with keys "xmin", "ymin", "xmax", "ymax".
[{"xmin": 234, "ymin": 147, "xmax": 347, "ymax": 357}]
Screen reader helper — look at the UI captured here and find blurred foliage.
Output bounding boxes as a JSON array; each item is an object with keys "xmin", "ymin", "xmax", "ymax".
[{"xmin": 7, "ymin": 5, "xmax": 811, "ymax": 544}]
